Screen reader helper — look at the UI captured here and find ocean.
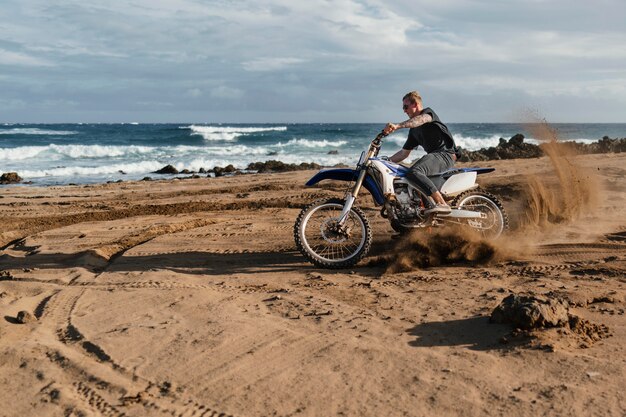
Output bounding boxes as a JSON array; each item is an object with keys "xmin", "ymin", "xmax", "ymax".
[{"xmin": 1, "ymin": 123, "xmax": 625, "ymax": 186}]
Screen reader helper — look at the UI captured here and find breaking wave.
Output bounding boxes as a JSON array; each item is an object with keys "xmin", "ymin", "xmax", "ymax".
[
  {"xmin": 0, "ymin": 144, "xmax": 154, "ymax": 161},
  {"xmin": 276, "ymin": 138, "xmax": 347, "ymax": 148},
  {"xmin": 183, "ymin": 125, "xmax": 288, "ymax": 141},
  {"xmin": 0, "ymin": 128, "xmax": 77, "ymax": 135}
]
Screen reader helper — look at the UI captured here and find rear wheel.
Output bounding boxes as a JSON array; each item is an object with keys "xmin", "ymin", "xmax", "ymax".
[
  {"xmin": 452, "ymin": 190, "xmax": 509, "ymax": 239},
  {"xmin": 294, "ymin": 198, "xmax": 372, "ymax": 268}
]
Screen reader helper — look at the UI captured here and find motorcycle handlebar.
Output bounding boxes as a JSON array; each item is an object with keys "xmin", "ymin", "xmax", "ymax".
[{"xmin": 372, "ymin": 129, "xmax": 387, "ymax": 146}]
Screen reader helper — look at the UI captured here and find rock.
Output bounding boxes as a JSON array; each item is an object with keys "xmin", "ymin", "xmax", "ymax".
[
  {"xmin": 16, "ymin": 310, "xmax": 36, "ymax": 324},
  {"xmin": 459, "ymin": 134, "xmax": 626, "ymax": 162},
  {"xmin": 198, "ymin": 167, "xmax": 206, "ymax": 174},
  {"xmin": 142, "ymin": 177, "xmax": 152, "ymax": 181},
  {"xmin": 153, "ymin": 165, "xmax": 179, "ymax": 174},
  {"xmin": 0, "ymin": 172, "xmax": 22, "ymax": 184},
  {"xmin": 552, "ymin": 136, "xmax": 626, "ymax": 154},
  {"xmin": 327, "ymin": 150, "xmax": 339, "ymax": 155},
  {"xmin": 180, "ymin": 169, "xmax": 191, "ymax": 174},
  {"xmin": 509, "ymin": 134, "xmax": 525, "ymax": 146},
  {"xmin": 490, "ymin": 293, "xmax": 570, "ymax": 329},
  {"xmin": 212, "ymin": 164, "xmax": 237, "ymax": 177},
  {"xmin": 458, "ymin": 134, "xmax": 541, "ymax": 162},
  {"xmin": 246, "ymin": 160, "xmax": 321, "ymax": 173}
]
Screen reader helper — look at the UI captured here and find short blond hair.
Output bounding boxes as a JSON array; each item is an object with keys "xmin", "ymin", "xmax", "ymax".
[{"xmin": 403, "ymin": 91, "xmax": 423, "ymax": 106}]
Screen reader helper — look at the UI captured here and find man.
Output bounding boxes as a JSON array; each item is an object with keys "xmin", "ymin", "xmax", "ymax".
[{"xmin": 383, "ymin": 91, "xmax": 458, "ymax": 215}]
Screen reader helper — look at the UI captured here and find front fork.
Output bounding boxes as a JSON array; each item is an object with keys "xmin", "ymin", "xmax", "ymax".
[{"xmin": 337, "ymin": 168, "xmax": 367, "ymax": 225}]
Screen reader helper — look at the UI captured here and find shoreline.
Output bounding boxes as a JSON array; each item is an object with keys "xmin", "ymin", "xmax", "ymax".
[{"xmin": 2, "ymin": 135, "xmax": 625, "ymax": 187}]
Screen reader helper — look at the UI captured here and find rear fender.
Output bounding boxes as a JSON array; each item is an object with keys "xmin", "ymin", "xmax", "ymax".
[
  {"xmin": 461, "ymin": 167, "xmax": 495, "ymax": 175},
  {"xmin": 440, "ymin": 171, "xmax": 477, "ymax": 196},
  {"xmin": 305, "ymin": 169, "xmax": 385, "ymax": 206}
]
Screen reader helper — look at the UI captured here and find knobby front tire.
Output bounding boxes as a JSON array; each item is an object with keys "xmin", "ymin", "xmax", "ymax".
[{"xmin": 294, "ymin": 198, "xmax": 372, "ymax": 269}]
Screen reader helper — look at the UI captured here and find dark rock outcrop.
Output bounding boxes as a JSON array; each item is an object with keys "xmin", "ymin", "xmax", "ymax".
[
  {"xmin": 212, "ymin": 164, "xmax": 237, "ymax": 177},
  {"xmin": 553, "ymin": 136, "xmax": 626, "ymax": 154},
  {"xmin": 246, "ymin": 160, "xmax": 321, "ymax": 173},
  {"xmin": 458, "ymin": 134, "xmax": 626, "ymax": 162},
  {"xmin": 153, "ymin": 165, "xmax": 179, "ymax": 174},
  {"xmin": 458, "ymin": 134, "xmax": 543, "ymax": 162},
  {"xmin": 0, "ymin": 172, "xmax": 22, "ymax": 184}
]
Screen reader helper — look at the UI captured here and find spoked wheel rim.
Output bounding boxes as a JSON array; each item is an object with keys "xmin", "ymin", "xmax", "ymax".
[
  {"xmin": 457, "ymin": 194, "xmax": 505, "ymax": 238},
  {"xmin": 300, "ymin": 203, "xmax": 367, "ymax": 263}
]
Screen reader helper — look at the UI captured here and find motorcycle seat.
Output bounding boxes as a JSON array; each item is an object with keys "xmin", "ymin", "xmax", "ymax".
[
  {"xmin": 427, "ymin": 168, "xmax": 464, "ymax": 178},
  {"xmin": 397, "ymin": 163, "xmax": 462, "ymax": 179}
]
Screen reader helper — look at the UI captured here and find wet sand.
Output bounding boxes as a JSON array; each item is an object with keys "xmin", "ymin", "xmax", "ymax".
[{"xmin": 1, "ymin": 153, "xmax": 624, "ymax": 416}]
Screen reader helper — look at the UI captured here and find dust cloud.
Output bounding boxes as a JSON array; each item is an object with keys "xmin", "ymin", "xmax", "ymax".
[
  {"xmin": 372, "ymin": 226, "xmax": 504, "ymax": 273},
  {"xmin": 521, "ymin": 118, "xmax": 600, "ymax": 227}
]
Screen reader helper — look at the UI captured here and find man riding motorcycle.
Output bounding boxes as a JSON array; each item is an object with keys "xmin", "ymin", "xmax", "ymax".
[{"xmin": 383, "ymin": 90, "xmax": 460, "ymax": 215}]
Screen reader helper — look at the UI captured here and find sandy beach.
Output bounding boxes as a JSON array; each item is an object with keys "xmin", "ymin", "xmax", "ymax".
[{"xmin": 1, "ymin": 152, "xmax": 624, "ymax": 416}]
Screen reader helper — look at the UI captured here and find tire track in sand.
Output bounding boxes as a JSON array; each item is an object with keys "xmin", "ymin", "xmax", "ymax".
[{"xmin": 34, "ymin": 285, "xmax": 238, "ymax": 416}]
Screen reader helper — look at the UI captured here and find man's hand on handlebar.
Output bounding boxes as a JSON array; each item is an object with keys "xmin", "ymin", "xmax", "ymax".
[{"xmin": 383, "ymin": 123, "xmax": 399, "ymax": 135}]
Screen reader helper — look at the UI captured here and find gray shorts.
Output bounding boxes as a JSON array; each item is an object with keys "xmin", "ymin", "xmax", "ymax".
[{"xmin": 406, "ymin": 152, "xmax": 455, "ymax": 195}]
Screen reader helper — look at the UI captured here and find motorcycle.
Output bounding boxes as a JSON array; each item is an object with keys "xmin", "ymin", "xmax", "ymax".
[{"xmin": 294, "ymin": 131, "xmax": 509, "ymax": 268}]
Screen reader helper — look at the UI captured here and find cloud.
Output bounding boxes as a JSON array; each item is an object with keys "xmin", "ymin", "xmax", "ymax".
[
  {"xmin": 0, "ymin": 98, "xmax": 27, "ymax": 110},
  {"xmin": 186, "ymin": 88, "xmax": 202, "ymax": 98},
  {"xmin": 0, "ymin": 0, "xmax": 625, "ymax": 122},
  {"xmin": 0, "ymin": 48, "xmax": 54, "ymax": 67},
  {"xmin": 210, "ymin": 86, "xmax": 244, "ymax": 99},
  {"xmin": 242, "ymin": 57, "xmax": 306, "ymax": 72}
]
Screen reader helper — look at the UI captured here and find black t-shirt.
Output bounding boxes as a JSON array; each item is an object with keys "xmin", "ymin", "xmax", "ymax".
[{"xmin": 402, "ymin": 107, "xmax": 457, "ymax": 154}]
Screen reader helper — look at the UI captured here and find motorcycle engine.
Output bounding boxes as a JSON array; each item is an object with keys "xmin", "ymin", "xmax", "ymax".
[{"xmin": 393, "ymin": 185, "xmax": 422, "ymax": 221}]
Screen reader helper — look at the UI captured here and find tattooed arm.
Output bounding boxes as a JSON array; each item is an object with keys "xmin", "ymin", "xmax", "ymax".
[
  {"xmin": 383, "ymin": 113, "xmax": 433, "ymax": 135},
  {"xmin": 398, "ymin": 113, "xmax": 433, "ymax": 129}
]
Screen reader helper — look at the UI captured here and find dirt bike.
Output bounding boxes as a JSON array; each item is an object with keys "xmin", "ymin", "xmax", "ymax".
[{"xmin": 294, "ymin": 130, "xmax": 509, "ymax": 268}]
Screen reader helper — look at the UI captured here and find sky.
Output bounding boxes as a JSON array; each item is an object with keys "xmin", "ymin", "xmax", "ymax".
[{"xmin": 1, "ymin": 0, "xmax": 625, "ymax": 123}]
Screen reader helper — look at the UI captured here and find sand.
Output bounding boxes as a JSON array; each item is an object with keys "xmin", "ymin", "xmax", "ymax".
[{"xmin": 0, "ymin": 152, "xmax": 624, "ymax": 417}]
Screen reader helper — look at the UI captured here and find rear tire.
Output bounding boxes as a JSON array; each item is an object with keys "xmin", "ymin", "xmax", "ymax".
[
  {"xmin": 294, "ymin": 198, "xmax": 372, "ymax": 268},
  {"xmin": 452, "ymin": 190, "xmax": 509, "ymax": 239}
]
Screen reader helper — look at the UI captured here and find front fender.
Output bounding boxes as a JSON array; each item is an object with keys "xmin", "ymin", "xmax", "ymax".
[{"xmin": 305, "ymin": 168, "xmax": 385, "ymax": 206}]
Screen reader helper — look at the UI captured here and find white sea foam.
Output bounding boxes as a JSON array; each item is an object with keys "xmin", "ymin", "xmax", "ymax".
[
  {"xmin": 0, "ymin": 128, "xmax": 77, "ymax": 135},
  {"xmin": 0, "ymin": 144, "xmax": 154, "ymax": 161},
  {"xmin": 276, "ymin": 138, "xmax": 347, "ymax": 148},
  {"xmin": 184, "ymin": 125, "xmax": 288, "ymax": 141},
  {"xmin": 0, "ymin": 146, "xmax": 49, "ymax": 160},
  {"xmin": 453, "ymin": 134, "xmax": 504, "ymax": 150},
  {"xmin": 170, "ymin": 144, "xmax": 270, "ymax": 156},
  {"xmin": 20, "ymin": 160, "xmax": 166, "ymax": 178},
  {"xmin": 386, "ymin": 133, "xmax": 408, "ymax": 147}
]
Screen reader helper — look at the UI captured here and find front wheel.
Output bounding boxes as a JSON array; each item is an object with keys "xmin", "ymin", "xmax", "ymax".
[
  {"xmin": 452, "ymin": 190, "xmax": 509, "ymax": 239},
  {"xmin": 294, "ymin": 198, "xmax": 372, "ymax": 268}
]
